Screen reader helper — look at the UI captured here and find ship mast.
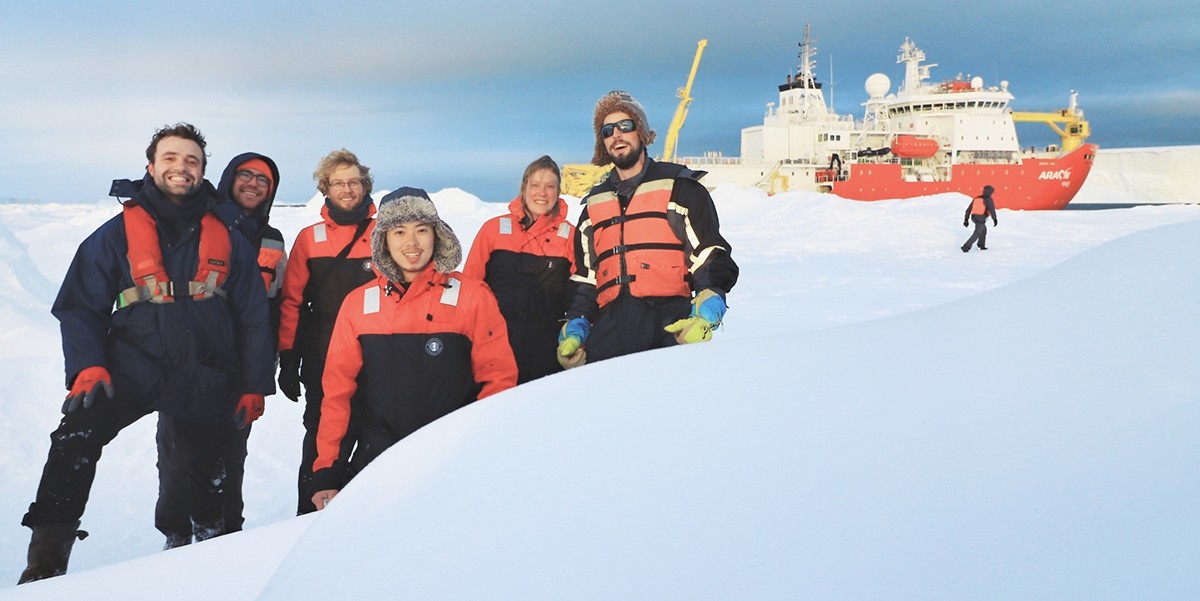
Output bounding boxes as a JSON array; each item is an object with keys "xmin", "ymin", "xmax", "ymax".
[
  {"xmin": 781, "ymin": 23, "xmax": 828, "ymax": 121},
  {"xmin": 897, "ymin": 38, "xmax": 936, "ymax": 94}
]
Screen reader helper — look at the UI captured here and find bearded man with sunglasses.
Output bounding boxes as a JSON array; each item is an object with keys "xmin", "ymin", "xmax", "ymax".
[
  {"xmin": 153, "ymin": 152, "xmax": 288, "ymax": 549},
  {"xmin": 557, "ymin": 90, "xmax": 740, "ymax": 368}
]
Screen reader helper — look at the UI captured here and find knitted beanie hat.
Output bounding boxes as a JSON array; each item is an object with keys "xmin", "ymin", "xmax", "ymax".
[
  {"xmin": 591, "ymin": 90, "xmax": 657, "ymax": 166},
  {"xmin": 236, "ymin": 157, "xmax": 275, "ymax": 192},
  {"xmin": 372, "ymin": 187, "xmax": 462, "ymax": 283}
]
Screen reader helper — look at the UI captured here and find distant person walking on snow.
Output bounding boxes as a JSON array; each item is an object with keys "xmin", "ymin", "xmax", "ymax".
[
  {"xmin": 18, "ymin": 123, "xmax": 275, "ymax": 584},
  {"xmin": 962, "ymin": 184, "xmax": 998, "ymax": 252}
]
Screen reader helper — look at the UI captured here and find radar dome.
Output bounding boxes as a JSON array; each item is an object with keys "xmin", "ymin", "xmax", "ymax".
[
  {"xmin": 864, "ymin": 73, "xmax": 891, "ymax": 98},
  {"xmin": 970, "ymin": 76, "xmax": 983, "ymax": 90}
]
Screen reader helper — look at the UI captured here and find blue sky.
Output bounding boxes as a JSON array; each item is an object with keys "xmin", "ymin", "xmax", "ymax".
[{"xmin": 2, "ymin": 0, "xmax": 1197, "ymax": 204}]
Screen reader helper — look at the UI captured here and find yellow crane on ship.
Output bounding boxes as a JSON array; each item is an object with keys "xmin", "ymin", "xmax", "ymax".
[
  {"xmin": 1011, "ymin": 90, "xmax": 1091, "ymax": 152},
  {"xmin": 561, "ymin": 39, "xmax": 708, "ymax": 198}
]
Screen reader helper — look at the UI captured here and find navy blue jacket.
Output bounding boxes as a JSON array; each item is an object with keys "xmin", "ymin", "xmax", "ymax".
[{"xmin": 53, "ymin": 175, "xmax": 276, "ymax": 421}]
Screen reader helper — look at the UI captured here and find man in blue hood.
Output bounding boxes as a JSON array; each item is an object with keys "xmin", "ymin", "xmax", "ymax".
[{"xmin": 155, "ymin": 152, "xmax": 288, "ymax": 548}]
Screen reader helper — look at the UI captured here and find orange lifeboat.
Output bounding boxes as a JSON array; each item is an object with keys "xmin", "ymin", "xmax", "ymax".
[{"xmin": 890, "ymin": 135, "xmax": 939, "ymax": 159}]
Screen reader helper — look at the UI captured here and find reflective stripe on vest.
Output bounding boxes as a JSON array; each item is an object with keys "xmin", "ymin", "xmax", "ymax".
[
  {"xmin": 586, "ymin": 179, "xmax": 688, "ymax": 307},
  {"xmin": 364, "ymin": 286, "xmax": 381, "ymax": 315},
  {"xmin": 118, "ymin": 204, "xmax": 231, "ymax": 308},
  {"xmin": 440, "ymin": 277, "xmax": 461, "ymax": 306},
  {"xmin": 257, "ymin": 238, "xmax": 286, "ymax": 293}
]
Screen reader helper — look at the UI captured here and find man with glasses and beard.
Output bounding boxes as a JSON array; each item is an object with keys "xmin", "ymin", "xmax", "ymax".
[
  {"xmin": 277, "ymin": 149, "xmax": 377, "ymax": 514},
  {"xmin": 155, "ymin": 152, "xmax": 287, "ymax": 548},
  {"xmin": 17, "ymin": 123, "xmax": 274, "ymax": 582},
  {"xmin": 556, "ymin": 90, "xmax": 740, "ymax": 369}
]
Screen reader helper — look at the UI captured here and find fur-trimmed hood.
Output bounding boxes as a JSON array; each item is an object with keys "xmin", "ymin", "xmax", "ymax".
[
  {"xmin": 371, "ymin": 187, "xmax": 462, "ymax": 284},
  {"xmin": 591, "ymin": 89, "xmax": 657, "ymax": 167}
]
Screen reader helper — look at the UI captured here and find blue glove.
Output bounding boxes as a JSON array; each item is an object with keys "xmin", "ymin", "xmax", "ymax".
[
  {"xmin": 664, "ymin": 289, "xmax": 726, "ymax": 345},
  {"xmin": 690, "ymin": 289, "xmax": 726, "ymax": 328},
  {"xmin": 557, "ymin": 318, "xmax": 591, "ymax": 369},
  {"xmin": 558, "ymin": 317, "xmax": 591, "ymax": 346}
]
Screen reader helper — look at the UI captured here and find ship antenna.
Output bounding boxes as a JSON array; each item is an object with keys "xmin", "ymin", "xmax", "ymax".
[{"xmin": 828, "ymin": 54, "xmax": 834, "ymax": 112}]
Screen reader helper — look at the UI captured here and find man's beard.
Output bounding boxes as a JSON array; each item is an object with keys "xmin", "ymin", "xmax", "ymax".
[{"xmin": 608, "ymin": 139, "xmax": 643, "ymax": 170}]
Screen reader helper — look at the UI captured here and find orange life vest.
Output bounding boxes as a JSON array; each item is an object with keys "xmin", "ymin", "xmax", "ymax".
[
  {"xmin": 970, "ymin": 196, "xmax": 987, "ymax": 216},
  {"xmin": 586, "ymin": 178, "xmax": 689, "ymax": 307},
  {"xmin": 118, "ymin": 204, "xmax": 231, "ymax": 308},
  {"xmin": 257, "ymin": 238, "xmax": 286, "ymax": 293}
]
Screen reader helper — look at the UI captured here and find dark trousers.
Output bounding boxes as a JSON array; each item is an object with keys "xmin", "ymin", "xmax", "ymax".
[
  {"xmin": 297, "ymin": 378, "xmax": 361, "ymax": 514},
  {"xmin": 23, "ymin": 392, "xmax": 151, "ymax": 527},
  {"xmin": 509, "ymin": 318, "xmax": 565, "ymax": 384},
  {"xmin": 155, "ymin": 415, "xmax": 247, "ymax": 541},
  {"xmin": 963, "ymin": 217, "xmax": 989, "ymax": 249},
  {"xmin": 586, "ymin": 293, "xmax": 691, "ymax": 364}
]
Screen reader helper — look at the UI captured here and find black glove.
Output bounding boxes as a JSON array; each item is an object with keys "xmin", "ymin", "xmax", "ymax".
[
  {"xmin": 963, "ymin": 220, "xmax": 968, "ymax": 228},
  {"xmin": 993, "ymin": 220, "xmax": 998, "ymax": 227},
  {"xmin": 278, "ymin": 350, "xmax": 301, "ymax": 402}
]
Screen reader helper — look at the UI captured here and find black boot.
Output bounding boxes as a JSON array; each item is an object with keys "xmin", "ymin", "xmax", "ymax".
[
  {"xmin": 17, "ymin": 522, "xmax": 88, "ymax": 584},
  {"xmin": 193, "ymin": 518, "xmax": 227, "ymax": 543},
  {"xmin": 162, "ymin": 533, "xmax": 192, "ymax": 550}
]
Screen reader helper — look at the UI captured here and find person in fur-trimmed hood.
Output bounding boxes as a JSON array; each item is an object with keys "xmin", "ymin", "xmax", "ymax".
[{"xmin": 307, "ymin": 187, "xmax": 517, "ymax": 510}]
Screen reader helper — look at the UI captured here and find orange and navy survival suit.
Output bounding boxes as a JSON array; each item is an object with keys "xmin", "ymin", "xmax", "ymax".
[
  {"xmin": 278, "ymin": 196, "xmax": 377, "ymax": 513},
  {"xmin": 463, "ymin": 195, "xmax": 575, "ymax": 383},
  {"xmin": 310, "ymin": 189, "xmax": 517, "ymax": 495},
  {"xmin": 23, "ymin": 175, "xmax": 274, "ymax": 532},
  {"xmin": 565, "ymin": 157, "xmax": 739, "ymax": 362}
]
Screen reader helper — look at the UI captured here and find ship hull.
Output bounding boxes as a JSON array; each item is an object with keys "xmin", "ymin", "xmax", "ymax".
[
  {"xmin": 696, "ymin": 143, "xmax": 1097, "ymax": 210},
  {"xmin": 833, "ymin": 143, "xmax": 1098, "ymax": 210}
]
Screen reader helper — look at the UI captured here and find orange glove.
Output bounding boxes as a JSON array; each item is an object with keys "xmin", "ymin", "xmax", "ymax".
[
  {"xmin": 62, "ymin": 366, "xmax": 113, "ymax": 414},
  {"xmin": 234, "ymin": 393, "xmax": 265, "ymax": 428}
]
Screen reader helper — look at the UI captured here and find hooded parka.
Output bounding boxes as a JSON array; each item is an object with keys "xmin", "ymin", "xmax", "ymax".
[
  {"xmin": 310, "ymin": 189, "xmax": 517, "ymax": 494},
  {"xmin": 24, "ymin": 174, "xmax": 274, "ymax": 530},
  {"xmin": 216, "ymin": 152, "xmax": 288, "ymax": 339}
]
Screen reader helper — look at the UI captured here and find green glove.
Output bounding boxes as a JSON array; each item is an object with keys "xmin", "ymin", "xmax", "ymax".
[
  {"xmin": 557, "ymin": 337, "xmax": 587, "ymax": 369},
  {"xmin": 664, "ymin": 289, "xmax": 725, "ymax": 344},
  {"xmin": 557, "ymin": 318, "xmax": 590, "ymax": 369},
  {"xmin": 664, "ymin": 317, "xmax": 714, "ymax": 344}
]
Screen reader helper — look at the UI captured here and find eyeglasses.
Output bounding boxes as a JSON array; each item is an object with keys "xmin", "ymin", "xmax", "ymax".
[
  {"xmin": 600, "ymin": 119, "xmax": 636, "ymax": 139},
  {"xmin": 328, "ymin": 178, "xmax": 363, "ymax": 190},
  {"xmin": 235, "ymin": 170, "xmax": 271, "ymax": 187}
]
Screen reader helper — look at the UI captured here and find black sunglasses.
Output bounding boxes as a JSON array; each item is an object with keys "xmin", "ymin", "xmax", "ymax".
[{"xmin": 600, "ymin": 119, "xmax": 637, "ymax": 138}]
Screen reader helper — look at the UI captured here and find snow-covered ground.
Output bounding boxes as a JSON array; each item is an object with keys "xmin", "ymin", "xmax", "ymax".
[
  {"xmin": 1075, "ymin": 145, "xmax": 1200, "ymax": 204},
  {"xmin": 0, "ymin": 158, "xmax": 1197, "ymax": 599}
]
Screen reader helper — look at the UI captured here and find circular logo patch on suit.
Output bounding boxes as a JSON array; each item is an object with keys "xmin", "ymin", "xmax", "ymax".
[
  {"xmin": 361, "ymin": 259, "xmax": 373, "ymax": 272},
  {"xmin": 425, "ymin": 337, "xmax": 444, "ymax": 356}
]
